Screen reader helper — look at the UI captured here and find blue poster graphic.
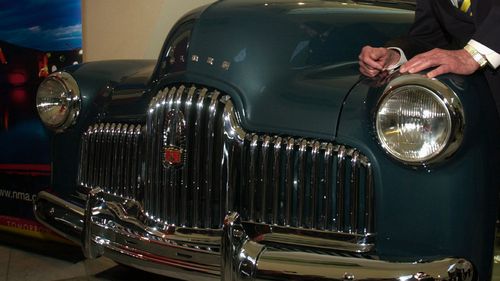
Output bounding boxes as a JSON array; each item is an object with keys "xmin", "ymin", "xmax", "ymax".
[{"xmin": 0, "ymin": 0, "xmax": 82, "ymax": 238}]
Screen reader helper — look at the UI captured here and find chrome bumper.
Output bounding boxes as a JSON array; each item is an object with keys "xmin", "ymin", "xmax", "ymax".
[{"xmin": 34, "ymin": 189, "xmax": 474, "ymax": 281}]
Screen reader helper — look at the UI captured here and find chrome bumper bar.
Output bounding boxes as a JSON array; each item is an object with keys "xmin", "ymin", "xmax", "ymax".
[{"xmin": 34, "ymin": 189, "xmax": 474, "ymax": 281}]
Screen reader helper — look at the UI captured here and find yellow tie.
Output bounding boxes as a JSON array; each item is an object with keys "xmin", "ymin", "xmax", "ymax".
[{"xmin": 456, "ymin": 0, "xmax": 472, "ymax": 14}]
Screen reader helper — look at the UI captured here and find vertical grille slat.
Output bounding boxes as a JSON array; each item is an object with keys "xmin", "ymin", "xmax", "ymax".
[
  {"xmin": 310, "ymin": 141, "xmax": 320, "ymax": 230},
  {"xmin": 78, "ymin": 122, "xmax": 142, "ymax": 199},
  {"xmin": 193, "ymin": 88, "xmax": 208, "ymax": 227},
  {"xmin": 323, "ymin": 143, "xmax": 333, "ymax": 230},
  {"xmin": 144, "ymin": 94, "xmax": 157, "ymax": 216},
  {"xmin": 260, "ymin": 136, "xmax": 271, "ymax": 223},
  {"xmin": 111, "ymin": 124, "xmax": 122, "ymax": 194},
  {"xmin": 181, "ymin": 86, "xmax": 196, "ymax": 227},
  {"xmin": 248, "ymin": 135, "xmax": 258, "ymax": 221},
  {"xmin": 284, "ymin": 138, "xmax": 294, "ymax": 227},
  {"xmin": 131, "ymin": 125, "xmax": 141, "ymax": 199},
  {"xmin": 365, "ymin": 161, "xmax": 374, "ymax": 234},
  {"xmin": 89, "ymin": 124, "xmax": 99, "ymax": 188},
  {"xmin": 271, "ymin": 137, "xmax": 282, "ymax": 225},
  {"xmin": 118, "ymin": 124, "xmax": 128, "ymax": 196},
  {"xmin": 336, "ymin": 146, "xmax": 346, "ymax": 232},
  {"xmin": 78, "ymin": 127, "xmax": 90, "ymax": 187},
  {"xmin": 124, "ymin": 124, "xmax": 135, "ymax": 198},
  {"xmin": 79, "ymin": 84, "xmax": 375, "ymax": 235},
  {"xmin": 204, "ymin": 91, "xmax": 220, "ymax": 228},
  {"xmin": 161, "ymin": 87, "xmax": 176, "ymax": 220},
  {"xmin": 103, "ymin": 123, "xmax": 114, "ymax": 191},
  {"xmin": 297, "ymin": 139, "xmax": 307, "ymax": 227},
  {"xmin": 97, "ymin": 124, "xmax": 107, "ymax": 189},
  {"xmin": 349, "ymin": 150, "xmax": 360, "ymax": 233}
]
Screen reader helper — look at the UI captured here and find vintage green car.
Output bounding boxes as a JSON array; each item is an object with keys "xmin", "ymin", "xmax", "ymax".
[{"xmin": 33, "ymin": 0, "xmax": 499, "ymax": 280}]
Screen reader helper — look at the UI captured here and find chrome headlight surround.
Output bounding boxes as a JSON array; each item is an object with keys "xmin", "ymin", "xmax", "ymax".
[
  {"xmin": 375, "ymin": 74, "xmax": 465, "ymax": 166},
  {"xmin": 36, "ymin": 71, "xmax": 81, "ymax": 132}
]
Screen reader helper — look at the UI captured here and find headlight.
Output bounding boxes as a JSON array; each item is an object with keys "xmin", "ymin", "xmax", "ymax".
[
  {"xmin": 375, "ymin": 75, "xmax": 464, "ymax": 165},
  {"xmin": 36, "ymin": 71, "xmax": 80, "ymax": 132}
]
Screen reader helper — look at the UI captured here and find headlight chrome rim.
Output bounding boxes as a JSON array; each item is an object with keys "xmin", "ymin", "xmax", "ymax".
[
  {"xmin": 375, "ymin": 74, "xmax": 465, "ymax": 166},
  {"xmin": 36, "ymin": 71, "xmax": 81, "ymax": 132}
]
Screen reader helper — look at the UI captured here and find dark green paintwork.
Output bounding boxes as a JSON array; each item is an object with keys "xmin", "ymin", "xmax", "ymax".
[{"xmin": 183, "ymin": 0, "xmax": 414, "ymax": 138}]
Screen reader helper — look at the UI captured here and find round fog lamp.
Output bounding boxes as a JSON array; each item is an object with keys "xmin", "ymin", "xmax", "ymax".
[{"xmin": 36, "ymin": 72, "xmax": 80, "ymax": 131}]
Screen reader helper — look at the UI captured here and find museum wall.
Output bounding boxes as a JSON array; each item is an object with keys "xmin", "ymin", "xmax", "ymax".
[{"xmin": 82, "ymin": 0, "xmax": 214, "ymax": 62}]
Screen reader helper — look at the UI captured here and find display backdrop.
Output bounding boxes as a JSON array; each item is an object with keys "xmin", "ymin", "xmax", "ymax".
[{"xmin": 0, "ymin": 0, "xmax": 82, "ymax": 241}]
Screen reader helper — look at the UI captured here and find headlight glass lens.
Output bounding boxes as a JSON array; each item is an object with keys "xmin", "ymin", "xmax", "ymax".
[
  {"xmin": 36, "ymin": 72, "xmax": 80, "ymax": 131},
  {"xmin": 376, "ymin": 85, "xmax": 452, "ymax": 163}
]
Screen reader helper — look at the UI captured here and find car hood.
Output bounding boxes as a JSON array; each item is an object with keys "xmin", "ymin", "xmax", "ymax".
[{"xmin": 184, "ymin": 0, "xmax": 413, "ymax": 139}]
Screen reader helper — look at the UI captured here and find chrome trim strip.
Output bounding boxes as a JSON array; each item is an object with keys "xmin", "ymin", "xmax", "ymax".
[{"xmin": 34, "ymin": 191, "xmax": 84, "ymax": 245}]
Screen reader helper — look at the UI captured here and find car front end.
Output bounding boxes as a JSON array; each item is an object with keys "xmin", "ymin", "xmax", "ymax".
[{"xmin": 33, "ymin": 1, "xmax": 500, "ymax": 280}]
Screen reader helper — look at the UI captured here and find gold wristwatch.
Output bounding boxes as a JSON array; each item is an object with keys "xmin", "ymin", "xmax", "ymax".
[{"xmin": 464, "ymin": 44, "xmax": 488, "ymax": 68}]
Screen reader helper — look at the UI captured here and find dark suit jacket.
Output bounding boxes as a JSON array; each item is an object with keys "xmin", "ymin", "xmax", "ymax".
[
  {"xmin": 394, "ymin": 0, "xmax": 500, "ymax": 57},
  {"xmin": 391, "ymin": 0, "xmax": 500, "ymax": 109}
]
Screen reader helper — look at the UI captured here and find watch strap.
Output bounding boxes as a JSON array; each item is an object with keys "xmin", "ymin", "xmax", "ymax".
[{"xmin": 464, "ymin": 44, "xmax": 488, "ymax": 68}]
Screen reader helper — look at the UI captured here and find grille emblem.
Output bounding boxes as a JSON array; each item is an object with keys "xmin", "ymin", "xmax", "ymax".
[
  {"xmin": 164, "ymin": 146, "xmax": 183, "ymax": 166},
  {"xmin": 163, "ymin": 109, "xmax": 186, "ymax": 168}
]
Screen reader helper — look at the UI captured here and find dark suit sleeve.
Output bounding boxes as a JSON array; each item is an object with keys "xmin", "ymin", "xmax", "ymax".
[
  {"xmin": 387, "ymin": 0, "xmax": 452, "ymax": 58},
  {"xmin": 472, "ymin": 0, "xmax": 500, "ymax": 53}
]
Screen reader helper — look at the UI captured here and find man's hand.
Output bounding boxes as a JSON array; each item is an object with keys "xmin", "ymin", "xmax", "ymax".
[
  {"xmin": 399, "ymin": 48, "xmax": 481, "ymax": 78},
  {"xmin": 358, "ymin": 46, "xmax": 401, "ymax": 77}
]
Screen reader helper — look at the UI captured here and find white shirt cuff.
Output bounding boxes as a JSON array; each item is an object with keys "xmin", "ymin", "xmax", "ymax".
[
  {"xmin": 468, "ymin": 39, "xmax": 500, "ymax": 69},
  {"xmin": 386, "ymin": 47, "xmax": 408, "ymax": 70}
]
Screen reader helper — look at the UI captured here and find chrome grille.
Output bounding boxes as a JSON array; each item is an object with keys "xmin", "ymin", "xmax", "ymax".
[
  {"xmin": 78, "ymin": 84, "xmax": 375, "ymax": 235},
  {"xmin": 144, "ymin": 85, "xmax": 374, "ymax": 233},
  {"xmin": 78, "ymin": 123, "xmax": 142, "ymax": 198},
  {"xmin": 240, "ymin": 135, "xmax": 374, "ymax": 233}
]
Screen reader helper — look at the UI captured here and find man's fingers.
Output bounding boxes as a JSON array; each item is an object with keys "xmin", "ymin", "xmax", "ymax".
[
  {"xmin": 359, "ymin": 46, "xmax": 385, "ymax": 70},
  {"xmin": 402, "ymin": 54, "xmax": 441, "ymax": 74},
  {"xmin": 427, "ymin": 65, "xmax": 451, "ymax": 78},
  {"xmin": 397, "ymin": 48, "xmax": 478, "ymax": 78},
  {"xmin": 362, "ymin": 55, "xmax": 384, "ymax": 70},
  {"xmin": 359, "ymin": 60, "xmax": 381, "ymax": 77}
]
